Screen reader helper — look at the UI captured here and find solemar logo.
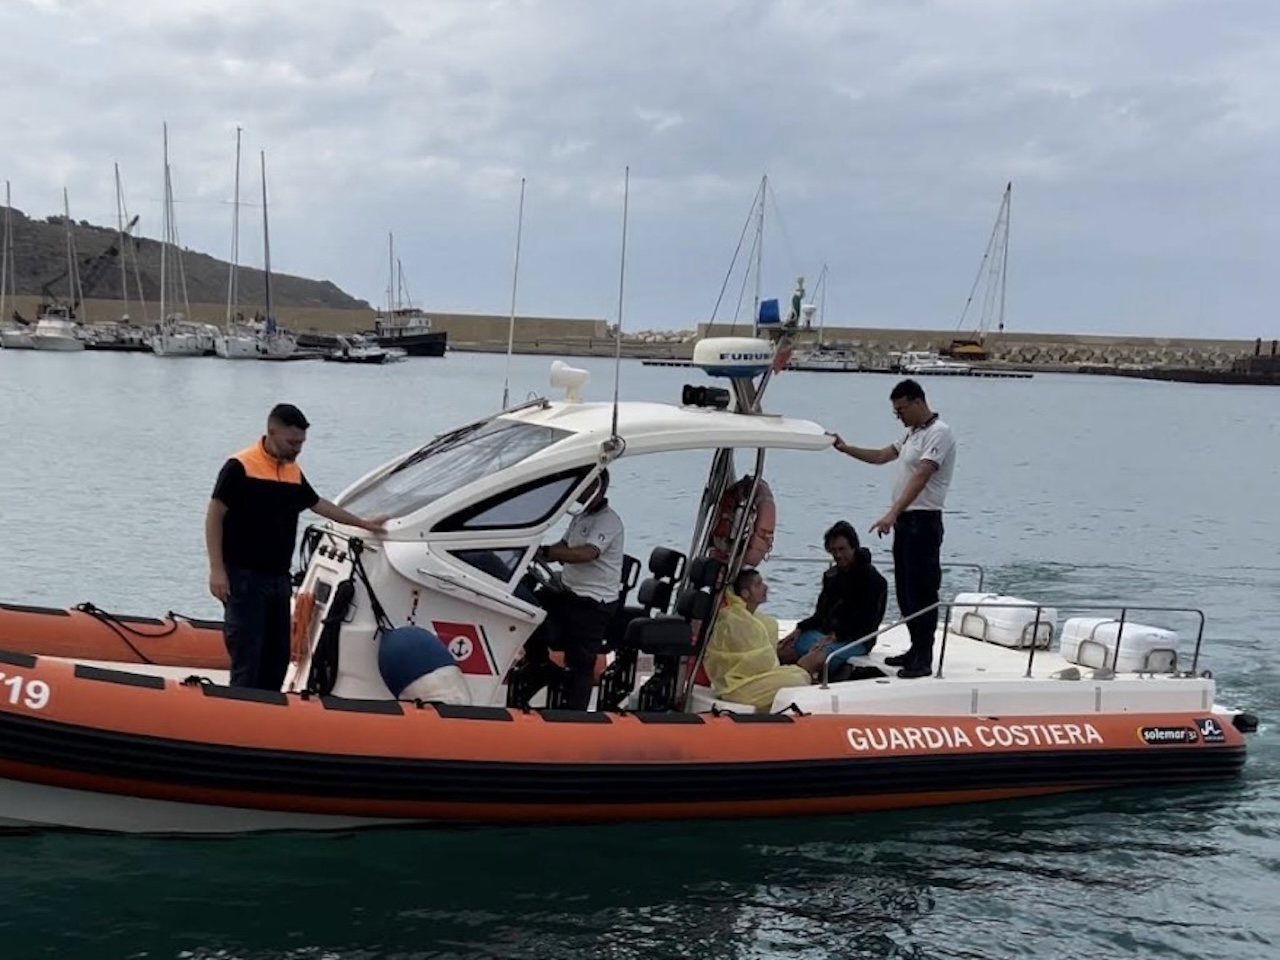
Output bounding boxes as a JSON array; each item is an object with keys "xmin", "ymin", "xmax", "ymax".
[
  {"xmin": 1138, "ymin": 725, "xmax": 1199, "ymax": 745},
  {"xmin": 718, "ymin": 351, "xmax": 772, "ymax": 362}
]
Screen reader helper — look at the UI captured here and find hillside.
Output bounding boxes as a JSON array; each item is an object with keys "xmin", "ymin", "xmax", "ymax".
[{"xmin": 1, "ymin": 205, "xmax": 370, "ymax": 311}]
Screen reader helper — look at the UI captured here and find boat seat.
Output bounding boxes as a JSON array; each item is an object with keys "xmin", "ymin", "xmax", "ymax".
[
  {"xmin": 626, "ymin": 615, "xmax": 693, "ymax": 656},
  {"xmin": 634, "ymin": 556, "xmax": 725, "ymax": 713},
  {"xmin": 597, "ymin": 545, "xmax": 688, "ymax": 711}
]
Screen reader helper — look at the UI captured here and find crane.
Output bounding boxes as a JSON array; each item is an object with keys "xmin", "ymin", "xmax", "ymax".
[
  {"xmin": 38, "ymin": 214, "xmax": 140, "ymax": 318},
  {"xmin": 945, "ymin": 182, "xmax": 1011, "ymax": 361}
]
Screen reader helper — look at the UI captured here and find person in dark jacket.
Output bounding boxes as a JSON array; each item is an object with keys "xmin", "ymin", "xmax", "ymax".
[{"xmin": 779, "ymin": 520, "xmax": 888, "ymax": 674}]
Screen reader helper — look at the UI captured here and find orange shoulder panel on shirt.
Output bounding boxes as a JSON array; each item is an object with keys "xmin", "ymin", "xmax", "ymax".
[{"xmin": 233, "ymin": 442, "xmax": 304, "ymax": 484}]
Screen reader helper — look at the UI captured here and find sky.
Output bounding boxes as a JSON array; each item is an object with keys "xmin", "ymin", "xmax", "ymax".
[{"xmin": 5, "ymin": 0, "xmax": 1278, "ymax": 338}]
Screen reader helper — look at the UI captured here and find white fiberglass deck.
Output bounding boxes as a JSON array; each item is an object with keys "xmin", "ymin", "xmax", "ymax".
[{"xmin": 745, "ymin": 619, "xmax": 1221, "ymax": 719}]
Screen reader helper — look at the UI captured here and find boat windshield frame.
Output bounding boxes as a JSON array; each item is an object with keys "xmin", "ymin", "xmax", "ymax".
[{"xmin": 339, "ymin": 418, "xmax": 573, "ymax": 519}]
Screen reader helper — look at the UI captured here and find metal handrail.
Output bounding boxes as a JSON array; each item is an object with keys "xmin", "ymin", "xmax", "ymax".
[
  {"xmin": 769, "ymin": 558, "xmax": 986, "ymax": 592},
  {"xmin": 817, "ymin": 601, "xmax": 943, "ymax": 686},
  {"xmin": 815, "ymin": 598, "xmax": 1208, "ymax": 687}
]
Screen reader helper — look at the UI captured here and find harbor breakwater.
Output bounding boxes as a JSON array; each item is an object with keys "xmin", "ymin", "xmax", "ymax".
[
  {"xmin": 12, "ymin": 296, "xmax": 1277, "ymax": 377},
  {"xmin": 431, "ymin": 314, "xmax": 1278, "ymax": 380}
]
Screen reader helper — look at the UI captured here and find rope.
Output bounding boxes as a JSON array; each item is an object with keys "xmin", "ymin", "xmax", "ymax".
[{"xmin": 73, "ymin": 601, "xmax": 184, "ymax": 665}]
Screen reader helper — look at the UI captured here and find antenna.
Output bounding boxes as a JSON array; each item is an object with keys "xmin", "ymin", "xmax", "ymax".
[
  {"xmin": 501, "ymin": 176, "xmax": 526, "ymax": 410},
  {"xmin": 609, "ymin": 166, "xmax": 630, "ymax": 444},
  {"xmin": 751, "ymin": 173, "xmax": 766, "ymax": 337}
]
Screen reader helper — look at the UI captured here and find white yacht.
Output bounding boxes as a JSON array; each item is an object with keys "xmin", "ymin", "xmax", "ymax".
[
  {"xmin": 894, "ymin": 350, "xmax": 972, "ymax": 375},
  {"xmin": 31, "ymin": 306, "xmax": 85, "ymax": 352},
  {"xmin": 0, "ymin": 326, "xmax": 34, "ymax": 349}
]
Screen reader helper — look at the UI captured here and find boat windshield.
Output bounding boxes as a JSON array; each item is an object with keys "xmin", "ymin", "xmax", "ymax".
[{"xmin": 340, "ymin": 419, "xmax": 572, "ymax": 519}]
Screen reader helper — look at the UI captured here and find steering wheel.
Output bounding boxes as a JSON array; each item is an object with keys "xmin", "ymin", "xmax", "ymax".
[{"xmin": 526, "ymin": 554, "xmax": 557, "ymax": 591}]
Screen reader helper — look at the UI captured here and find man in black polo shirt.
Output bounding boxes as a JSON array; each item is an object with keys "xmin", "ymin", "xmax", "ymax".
[{"xmin": 205, "ymin": 403, "xmax": 386, "ymax": 690}]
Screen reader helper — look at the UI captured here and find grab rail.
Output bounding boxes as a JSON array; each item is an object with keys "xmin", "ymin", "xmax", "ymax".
[{"xmin": 817, "ymin": 598, "xmax": 1208, "ymax": 687}]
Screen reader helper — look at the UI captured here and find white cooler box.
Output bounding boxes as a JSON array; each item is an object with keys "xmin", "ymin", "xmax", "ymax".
[
  {"xmin": 1060, "ymin": 617, "xmax": 1179, "ymax": 673},
  {"xmin": 949, "ymin": 592, "xmax": 1057, "ymax": 649}
]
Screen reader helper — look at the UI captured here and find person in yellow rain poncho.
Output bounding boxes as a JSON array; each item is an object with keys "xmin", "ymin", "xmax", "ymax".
[{"xmin": 703, "ymin": 568, "xmax": 829, "ymax": 712}]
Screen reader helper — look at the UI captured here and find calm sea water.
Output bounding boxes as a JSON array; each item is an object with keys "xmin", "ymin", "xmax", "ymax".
[{"xmin": 0, "ymin": 348, "xmax": 1276, "ymax": 960}]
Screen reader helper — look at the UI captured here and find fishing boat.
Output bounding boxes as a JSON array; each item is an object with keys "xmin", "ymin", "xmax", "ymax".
[
  {"xmin": 0, "ymin": 312, "xmax": 1258, "ymax": 834},
  {"xmin": 367, "ymin": 233, "xmax": 448, "ymax": 357}
]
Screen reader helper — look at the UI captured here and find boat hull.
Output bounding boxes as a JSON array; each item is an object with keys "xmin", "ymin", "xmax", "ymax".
[
  {"xmin": 372, "ymin": 331, "xmax": 447, "ymax": 357},
  {"xmin": 31, "ymin": 336, "xmax": 85, "ymax": 351},
  {"xmin": 0, "ymin": 652, "xmax": 1248, "ymax": 834}
]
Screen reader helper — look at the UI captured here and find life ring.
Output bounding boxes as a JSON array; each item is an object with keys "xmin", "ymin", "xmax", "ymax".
[{"xmin": 709, "ymin": 476, "xmax": 776, "ymax": 567}]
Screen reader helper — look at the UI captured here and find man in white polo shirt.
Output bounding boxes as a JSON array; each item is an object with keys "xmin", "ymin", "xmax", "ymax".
[
  {"xmin": 515, "ymin": 469, "xmax": 626, "ymax": 710},
  {"xmin": 832, "ymin": 379, "xmax": 956, "ymax": 679}
]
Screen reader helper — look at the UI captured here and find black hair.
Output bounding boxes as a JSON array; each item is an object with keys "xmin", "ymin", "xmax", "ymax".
[
  {"xmin": 732, "ymin": 567, "xmax": 760, "ymax": 596},
  {"xmin": 823, "ymin": 520, "xmax": 860, "ymax": 552},
  {"xmin": 268, "ymin": 403, "xmax": 310, "ymax": 430},
  {"xmin": 889, "ymin": 379, "xmax": 926, "ymax": 403}
]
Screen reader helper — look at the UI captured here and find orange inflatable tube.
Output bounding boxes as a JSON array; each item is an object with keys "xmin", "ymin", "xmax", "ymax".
[{"xmin": 0, "ymin": 601, "xmax": 229, "ymax": 670}]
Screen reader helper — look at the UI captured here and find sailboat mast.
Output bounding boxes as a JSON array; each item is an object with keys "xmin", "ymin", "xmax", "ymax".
[
  {"xmin": 817, "ymin": 262, "xmax": 828, "ymax": 342},
  {"xmin": 114, "ymin": 164, "xmax": 128, "ymax": 311},
  {"xmin": 997, "ymin": 181, "xmax": 1011, "ymax": 336},
  {"xmin": 226, "ymin": 125, "xmax": 242, "ymax": 328},
  {"xmin": 386, "ymin": 232, "xmax": 394, "ymax": 316},
  {"xmin": 159, "ymin": 122, "xmax": 168, "ymax": 326},
  {"xmin": 1, "ymin": 180, "xmax": 10, "ymax": 327},
  {"xmin": 63, "ymin": 187, "xmax": 76, "ymax": 316},
  {"xmin": 260, "ymin": 151, "xmax": 273, "ymax": 325}
]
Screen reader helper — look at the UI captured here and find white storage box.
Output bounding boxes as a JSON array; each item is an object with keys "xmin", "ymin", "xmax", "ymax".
[
  {"xmin": 1060, "ymin": 617, "xmax": 1179, "ymax": 673},
  {"xmin": 948, "ymin": 592, "xmax": 1057, "ymax": 649}
]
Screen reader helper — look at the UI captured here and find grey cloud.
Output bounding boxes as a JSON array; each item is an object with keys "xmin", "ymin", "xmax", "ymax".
[{"xmin": 5, "ymin": 0, "xmax": 1279, "ymax": 336}]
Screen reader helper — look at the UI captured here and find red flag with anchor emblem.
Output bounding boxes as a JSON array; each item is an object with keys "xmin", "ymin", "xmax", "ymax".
[{"xmin": 431, "ymin": 620, "xmax": 496, "ymax": 675}]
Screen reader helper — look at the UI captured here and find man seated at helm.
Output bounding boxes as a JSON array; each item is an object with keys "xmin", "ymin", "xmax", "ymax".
[
  {"xmin": 516, "ymin": 469, "xmax": 625, "ymax": 710},
  {"xmin": 703, "ymin": 568, "xmax": 827, "ymax": 712}
]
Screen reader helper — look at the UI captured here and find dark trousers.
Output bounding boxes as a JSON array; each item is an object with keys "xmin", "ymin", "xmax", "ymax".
[
  {"xmin": 223, "ymin": 566, "xmax": 293, "ymax": 690},
  {"xmin": 892, "ymin": 511, "xmax": 944, "ymax": 668},
  {"xmin": 522, "ymin": 588, "xmax": 615, "ymax": 710}
]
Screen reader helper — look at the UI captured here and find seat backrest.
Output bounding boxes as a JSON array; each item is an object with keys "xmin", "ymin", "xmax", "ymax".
[
  {"xmin": 629, "ymin": 545, "xmax": 687, "ymax": 616},
  {"xmin": 636, "ymin": 578, "xmax": 673, "ymax": 613},
  {"xmin": 648, "ymin": 546, "xmax": 687, "ymax": 582},
  {"xmin": 618, "ymin": 553, "xmax": 641, "ymax": 602},
  {"xmin": 674, "ymin": 586, "xmax": 712, "ymax": 623},
  {"xmin": 687, "ymin": 555, "xmax": 725, "ymax": 592},
  {"xmin": 626, "ymin": 615, "xmax": 693, "ymax": 656}
]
